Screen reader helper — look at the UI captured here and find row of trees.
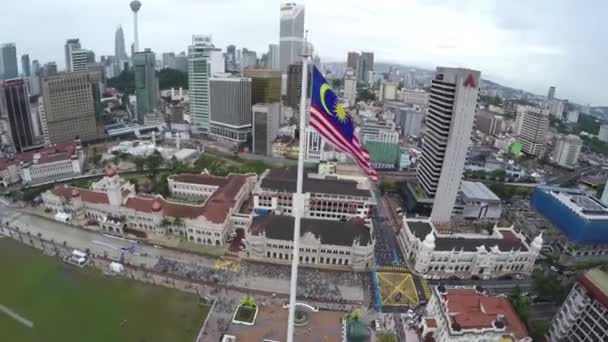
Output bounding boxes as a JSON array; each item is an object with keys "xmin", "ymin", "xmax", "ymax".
[{"xmin": 107, "ymin": 68, "xmax": 188, "ymax": 95}]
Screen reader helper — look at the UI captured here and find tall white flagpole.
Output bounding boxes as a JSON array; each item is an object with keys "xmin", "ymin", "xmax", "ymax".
[{"xmin": 286, "ymin": 33, "xmax": 311, "ymax": 342}]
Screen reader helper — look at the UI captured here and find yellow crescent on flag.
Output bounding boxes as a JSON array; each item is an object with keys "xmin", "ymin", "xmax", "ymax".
[{"xmin": 319, "ymin": 83, "xmax": 333, "ymax": 115}]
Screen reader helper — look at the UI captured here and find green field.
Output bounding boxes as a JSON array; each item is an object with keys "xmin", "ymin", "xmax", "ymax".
[{"xmin": 0, "ymin": 238, "xmax": 210, "ymax": 342}]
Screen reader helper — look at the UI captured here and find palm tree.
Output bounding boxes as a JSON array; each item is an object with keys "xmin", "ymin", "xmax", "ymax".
[
  {"xmin": 347, "ymin": 308, "xmax": 361, "ymax": 321},
  {"xmin": 173, "ymin": 217, "xmax": 185, "ymax": 228},
  {"xmin": 160, "ymin": 218, "xmax": 172, "ymax": 228},
  {"xmin": 240, "ymin": 295, "xmax": 256, "ymax": 309}
]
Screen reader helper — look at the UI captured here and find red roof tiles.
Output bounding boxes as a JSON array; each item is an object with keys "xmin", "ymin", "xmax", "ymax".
[{"xmin": 442, "ymin": 289, "xmax": 528, "ymax": 340}]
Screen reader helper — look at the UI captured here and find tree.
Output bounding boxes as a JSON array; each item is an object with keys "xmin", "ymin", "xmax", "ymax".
[
  {"xmin": 509, "ymin": 286, "xmax": 530, "ymax": 321},
  {"xmin": 347, "ymin": 308, "xmax": 361, "ymax": 321},
  {"xmin": 133, "ymin": 157, "xmax": 145, "ymax": 172},
  {"xmin": 160, "ymin": 218, "xmax": 172, "ymax": 227},
  {"xmin": 145, "ymin": 150, "xmax": 164, "ymax": 186},
  {"xmin": 530, "ymin": 320, "xmax": 549, "ymax": 341},
  {"xmin": 173, "ymin": 217, "xmax": 185, "ymax": 227},
  {"xmin": 240, "ymin": 294, "xmax": 256, "ymax": 308},
  {"xmin": 532, "ymin": 270, "xmax": 565, "ymax": 304},
  {"xmin": 107, "ymin": 70, "xmax": 135, "ymax": 94},
  {"xmin": 377, "ymin": 333, "xmax": 398, "ymax": 342},
  {"xmin": 356, "ymin": 89, "xmax": 376, "ymax": 102},
  {"xmin": 159, "ymin": 68, "xmax": 188, "ymax": 90}
]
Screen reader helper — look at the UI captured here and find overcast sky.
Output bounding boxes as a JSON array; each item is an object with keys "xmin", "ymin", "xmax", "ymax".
[{"xmin": 1, "ymin": 0, "xmax": 606, "ymax": 105}]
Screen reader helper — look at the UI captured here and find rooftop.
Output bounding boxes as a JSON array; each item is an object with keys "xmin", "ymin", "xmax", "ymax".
[
  {"xmin": 260, "ymin": 168, "xmax": 371, "ymax": 197},
  {"xmin": 407, "ymin": 219, "xmax": 528, "ymax": 252},
  {"xmin": 1, "ymin": 140, "xmax": 80, "ymax": 171},
  {"xmin": 438, "ymin": 287, "xmax": 528, "ymax": 340},
  {"xmin": 577, "ymin": 268, "xmax": 608, "ymax": 308},
  {"xmin": 461, "ymin": 181, "xmax": 501, "ymax": 203},
  {"xmin": 249, "ymin": 215, "xmax": 372, "ymax": 247},
  {"xmin": 537, "ymin": 186, "xmax": 608, "ymax": 218}
]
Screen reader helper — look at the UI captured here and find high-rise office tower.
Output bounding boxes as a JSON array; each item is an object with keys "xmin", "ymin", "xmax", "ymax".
[
  {"xmin": 547, "ymin": 86, "xmax": 556, "ymax": 100},
  {"xmin": 209, "ymin": 77, "xmax": 252, "ymax": 143},
  {"xmin": 0, "ymin": 43, "xmax": 18, "ymax": 80},
  {"xmin": 69, "ymin": 48, "xmax": 94, "ymax": 72},
  {"xmin": 417, "ymin": 67, "xmax": 481, "ymax": 223},
  {"xmin": 514, "ymin": 105, "xmax": 550, "ymax": 157},
  {"xmin": 42, "ymin": 62, "xmax": 58, "ymax": 77},
  {"xmin": 279, "ymin": 3, "xmax": 305, "ymax": 72},
  {"xmin": 243, "ymin": 69, "xmax": 281, "ymax": 105},
  {"xmin": 21, "ymin": 54, "xmax": 30, "ymax": 77},
  {"xmin": 0, "ymin": 79, "xmax": 36, "ymax": 152},
  {"xmin": 162, "ymin": 52, "xmax": 176, "ymax": 69},
  {"xmin": 188, "ymin": 35, "xmax": 221, "ymax": 136},
  {"xmin": 252, "ymin": 103, "xmax": 280, "ymax": 156},
  {"xmin": 241, "ymin": 48, "xmax": 258, "ymax": 70},
  {"xmin": 347, "ymin": 51, "xmax": 360, "ymax": 70},
  {"xmin": 130, "ymin": 1, "xmax": 142, "ymax": 53},
  {"xmin": 225, "ymin": 44, "xmax": 237, "ymax": 72},
  {"xmin": 358, "ymin": 52, "xmax": 374, "ymax": 83},
  {"xmin": 29, "ymin": 60, "xmax": 41, "ymax": 96},
  {"xmin": 343, "ymin": 72, "xmax": 357, "ymax": 107},
  {"xmin": 64, "ymin": 39, "xmax": 81, "ymax": 72},
  {"xmin": 266, "ymin": 44, "xmax": 280, "ymax": 70},
  {"xmin": 133, "ymin": 49, "xmax": 159, "ymax": 124},
  {"xmin": 552, "ymin": 134, "xmax": 582, "ymax": 169},
  {"xmin": 42, "ymin": 71, "xmax": 102, "ymax": 143},
  {"xmin": 548, "ymin": 268, "xmax": 608, "ymax": 341},
  {"xmin": 115, "ymin": 26, "xmax": 128, "ymax": 61},
  {"xmin": 286, "ymin": 63, "xmax": 302, "ymax": 109}
]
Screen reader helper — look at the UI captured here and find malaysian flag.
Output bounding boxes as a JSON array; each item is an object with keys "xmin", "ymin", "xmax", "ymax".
[{"xmin": 309, "ymin": 65, "xmax": 378, "ymax": 180}]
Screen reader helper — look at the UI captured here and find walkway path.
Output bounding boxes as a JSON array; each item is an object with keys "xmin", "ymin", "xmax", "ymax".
[{"xmin": 0, "ymin": 304, "xmax": 34, "ymax": 328}]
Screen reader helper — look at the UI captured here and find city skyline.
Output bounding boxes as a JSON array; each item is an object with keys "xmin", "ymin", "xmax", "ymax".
[{"xmin": 0, "ymin": 0, "xmax": 606, "ymax": 105}]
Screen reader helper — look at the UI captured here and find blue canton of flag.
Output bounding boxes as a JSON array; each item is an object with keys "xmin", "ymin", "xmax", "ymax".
[{"xmin": 309, "ymin": 66, "xmax": 377, "ymax": 180}]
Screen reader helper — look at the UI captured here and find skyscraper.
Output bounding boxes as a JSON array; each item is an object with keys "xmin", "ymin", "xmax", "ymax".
[
  {"xmin": 69, "ymin": 48, "xmax": 94, "ymax": 72},
  {"xmin": 514, "ymin": 105, "xmax": 550, "ymax": 157},
  {"xmin": 416, "ymin": 67, "xmax": 481, "ymax": 223},
  {"xmin": 547, "ymin": 86, "xmax": 556, "ymax": 100},
  {"xmin": 133, "ymin": 48, "xmax": 159, "ymax": 123},
  {"xmin": 241, "ymin": 48, "xmax": 258, "ymax": 70},
  {"xmin": 161, "ymin": 52, "xmax": 176, "ymax": 69},
  {"xmin": 0, "ymin": 79, "xmax": 36, "ymax": 152},
  {"xmin": 243, "ymin": 69, "xmax": 281, "ymax": 105},
  {"xmin": 552, "ymin": 134, "xmax": 582, "ymax": 169},
  {"xmin": 225, "ymin": 45, "xmax": 237, "ymax": 72},
  {"xmin": 358, "ymin": 52, "xmax": 374, "ymax": 83},
  {"xmin": 42, "ymin": 71, "xmax": 102, "ymax": 143},
  {"xmin": 42, "ymin": 62, "xmax": 58, "ymax": 77},
  {"xmin": 64, "ymin": 39, "xmax": 81, "ymax": 72},
  {"xmin": 279, "ymin": 3, "xmax": 305, "ymax": 72},
  {"xmin": 115, "ymin": 26, "xmax": 128, "ymax": 61},
  {"xmin": 188, "ymin": 36, "xmax": 215, "ymax": 136},
  {"xmin": 346, "ymin": 51, "xmax": 360, "ymax": 70},
  {"xmin": 253, "ymin": 103, "xmax": 280, "ymax": 156},
  {"xmin": 209, "ymin": 77, "xmax": 252, "ymax": 143},
  {"xmin": 0, "ymin": 43, "xmax": 18, "ymax": 79},
  {"xmin": 21, "ymin": 54, "xmax": 30, "ymax": 77},
  {"xmin": 286, "ymin": 63, "xmax": 303, "ymax": 109},
  {"xmin": 266, "ymin": 44, "xmax": 280, "ymax": 70},
  {"xmin": 174, "ymin": 52, "xmax": 188, "ymax": 73}
]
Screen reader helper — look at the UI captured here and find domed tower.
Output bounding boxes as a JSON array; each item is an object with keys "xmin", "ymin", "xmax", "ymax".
[
  {"xmin": 531, "ymin": 233, "xmax": 543, "ymax": 254},
  {"xmin": 130, "ymin": 0, "xmax": 142, "ymax": 53},
  {"xmin": 415, "ymin": 232, "xmax": 436, "ymax": 274}
]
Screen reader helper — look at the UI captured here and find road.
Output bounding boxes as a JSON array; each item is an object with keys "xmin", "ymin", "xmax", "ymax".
[
  {"xmin": 0, "ymin": 203, "xmax": 365, "ymax": 302},
  {"xmin": 428, "ymin": 278, "xmax": 534, "ymax": 295}
]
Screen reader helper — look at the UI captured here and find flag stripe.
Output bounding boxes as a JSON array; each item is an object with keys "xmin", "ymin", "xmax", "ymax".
[
  {"xmin": 310, "ymin": 107, "xmax": 377, "ymax": 180},
  {"xmin": 310, "ymin": 109, "xmax": 372, "ymax": 168}
]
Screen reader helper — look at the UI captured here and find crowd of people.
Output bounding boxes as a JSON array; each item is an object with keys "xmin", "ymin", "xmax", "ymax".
[
  {"xmin": 152, "ymin": 256, "xmax": 365, "ymax": 303},
  {"xmin": 373, "ymin": 218, "xmax": 404, "ymax": 266}
]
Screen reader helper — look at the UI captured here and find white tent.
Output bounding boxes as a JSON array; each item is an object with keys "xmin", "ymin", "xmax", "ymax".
[
  {"xmin": 54, "ymin": 211, "xmax": 71, "ymax": 223},
  {"xmin": 109, "ymin": 262, "xmax": 124, "ymax": 273}
]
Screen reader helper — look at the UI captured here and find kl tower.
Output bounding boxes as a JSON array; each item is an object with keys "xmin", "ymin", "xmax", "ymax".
[{"xmin": 130, "ymin": 0, "xmax": 142, "ymax": 53}]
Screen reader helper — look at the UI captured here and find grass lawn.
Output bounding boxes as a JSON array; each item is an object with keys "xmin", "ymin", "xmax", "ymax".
[{"xmin": 0, "ymin": 238, "xmax": 210, "ymax": 342}]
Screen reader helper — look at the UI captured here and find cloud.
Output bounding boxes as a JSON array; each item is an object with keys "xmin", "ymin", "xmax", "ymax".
[{"xmin": 0, "ymin": 0, "xmax": 606, "ymax": 104}]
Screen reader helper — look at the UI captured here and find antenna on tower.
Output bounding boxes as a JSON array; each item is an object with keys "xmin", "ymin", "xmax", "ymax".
[{"xmin": 301, "ymin": 30, "xmax": 312, "ymax": 58}]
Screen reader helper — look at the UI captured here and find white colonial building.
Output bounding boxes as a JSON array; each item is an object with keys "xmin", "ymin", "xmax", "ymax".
[
  {"xmin": 20, "ymin": 140, "xmax": 85, "ymax": 184},
  {"xmin": 245, "ymin": 215, "xmax": 374, "ymax": 270},
  {"xmin": 422, "ymin": 286, "xmax": 531, "ymax": 342},
  {"xmin": 398, "ymin": 218, "xmax": 542, "ymax": 279},
  {"xmin": 41, "ymin": 165, "xmax": 257, "ymax": 247},
  {"xmin": 253, "ymin": 168, "xmax": 375, "ymax": 223}
]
